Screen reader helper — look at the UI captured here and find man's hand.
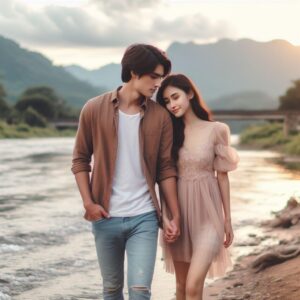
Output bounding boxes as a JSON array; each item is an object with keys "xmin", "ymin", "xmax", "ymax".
[
  {"xmin": 84, "ymin": 202, "xmax": 110, "ymax": 222},
  {"xmin": 169, "ymin": 217, "xmax": 180, "ymax": 239},
  {"xmin": 163, "ymin": 216, "xmax": 180, "ymax": 243}
]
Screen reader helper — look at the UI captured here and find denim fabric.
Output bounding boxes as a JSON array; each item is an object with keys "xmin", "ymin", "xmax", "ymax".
[{"xmin": 92, "ymin": 211, "xmax": 159, "ymax": 300}]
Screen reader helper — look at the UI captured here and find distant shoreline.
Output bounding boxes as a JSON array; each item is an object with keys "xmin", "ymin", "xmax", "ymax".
[
  {"xmin": 239, "ymin": 123, "xmax": 300, "ymax": 171},
  {"xmin": 2, "ymin": 121, "xmax": 300, "ymax": 173},
  {"xmin": 0, "ymin": 121, "xmax": 76, "ymax": 139}
]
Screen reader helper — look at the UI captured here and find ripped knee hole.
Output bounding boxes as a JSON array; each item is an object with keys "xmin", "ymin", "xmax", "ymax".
[{"xmin": 130, "ymin": 286, "xmax": 149, "ymax": 291}]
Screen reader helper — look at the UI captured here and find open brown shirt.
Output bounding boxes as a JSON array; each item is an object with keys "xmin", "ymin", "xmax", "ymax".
[{"xmin": 71, "ymin": 88, "xmax": 177, "ymax": 221}]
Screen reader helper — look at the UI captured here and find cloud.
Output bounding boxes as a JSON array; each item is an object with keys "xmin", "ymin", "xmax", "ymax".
[
  {"xmin": 0, "ymin": 1, "xmax": 16, "ymax": 17},
  {"xmin": 0, "ymin": 0, "xmax": 233, "ymax": 48},
  {"xmin": 152, "ymin": 14, "xmax": 231, "ymax": 41},
  {"xmin": 89, "ymin": 0, "xmax": 159, "ymax": 14}
]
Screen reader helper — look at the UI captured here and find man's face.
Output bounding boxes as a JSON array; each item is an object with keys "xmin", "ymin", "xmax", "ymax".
[{"xmin": 133, "ymin": 64, "xmax": 164, "ymax": 98}]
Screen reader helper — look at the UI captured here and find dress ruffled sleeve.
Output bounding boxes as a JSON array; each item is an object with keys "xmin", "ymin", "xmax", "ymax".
[{"xmin": 213, "ymin": 122, "xmax": 239, "ymax": 172}]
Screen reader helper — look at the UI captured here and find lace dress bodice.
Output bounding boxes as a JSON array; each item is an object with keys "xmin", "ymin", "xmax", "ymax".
[
  {"xmin": 178, "ymin": 145, "xmax": 215, "ymax": 180},
  {"xmin": 177, "ymin": 122, "xmax": 239, "ymax": 180}
]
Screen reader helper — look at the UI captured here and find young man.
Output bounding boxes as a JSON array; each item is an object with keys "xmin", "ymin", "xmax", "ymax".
[{"xmin": 71, "ymin": 44, "xmax": 180, "ymax": 300}]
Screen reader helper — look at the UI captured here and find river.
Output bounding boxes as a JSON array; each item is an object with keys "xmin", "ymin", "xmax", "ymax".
[{"xmin": 0, "ymin": 137, "xmax": 299, "ymax": 300}]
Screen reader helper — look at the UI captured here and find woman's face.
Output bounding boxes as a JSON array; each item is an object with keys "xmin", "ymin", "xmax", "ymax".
[{"xmin": 162, "ymin": 85, "xmax": 192, "ymax": 118}]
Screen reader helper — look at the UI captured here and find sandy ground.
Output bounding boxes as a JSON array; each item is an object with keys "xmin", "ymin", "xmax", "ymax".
[{"xmin": 204, "ymin": 221, "xmax": 300, "ymax": 300}]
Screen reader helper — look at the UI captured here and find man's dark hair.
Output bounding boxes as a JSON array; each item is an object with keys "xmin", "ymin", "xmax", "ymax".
[{"xmin": 121, "ymin": 44, "xmax": 171, "ymax": 82}]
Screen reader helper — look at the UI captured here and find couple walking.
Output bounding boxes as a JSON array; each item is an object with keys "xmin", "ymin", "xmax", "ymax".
[{"xmin": 71, "ymin": 44, "xmax": 239, "ymax": 300}]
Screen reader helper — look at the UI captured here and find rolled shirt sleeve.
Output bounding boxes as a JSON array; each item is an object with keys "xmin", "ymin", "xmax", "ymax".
[
  {"xmin": 156, "ymin": 112, "xmax": 177, "ymax": 182},
  {"xmin": 71, "ymin": 101, "xmax": 93, "ymax": 174}
]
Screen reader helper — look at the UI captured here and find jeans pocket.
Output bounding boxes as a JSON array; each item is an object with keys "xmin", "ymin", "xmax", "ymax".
[{"xmin": 92, "ymin": 217, "xmax": 106, "ymax": 224}]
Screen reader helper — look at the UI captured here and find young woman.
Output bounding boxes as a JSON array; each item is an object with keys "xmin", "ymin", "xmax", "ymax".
[{"xmin": 156, "ymin": 74, "xmax": 239, "ymax": 300}]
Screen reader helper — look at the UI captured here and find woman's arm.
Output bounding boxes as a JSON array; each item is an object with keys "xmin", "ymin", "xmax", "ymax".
[{"xmin": 217, "ymin": 171, "xmax": 234, "ymax": 248}]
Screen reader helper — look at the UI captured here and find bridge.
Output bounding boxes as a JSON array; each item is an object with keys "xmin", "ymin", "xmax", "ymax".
[
  {"xmin": 212, "ymin": 110, "xmax": 300, "ymax": 136},
  {"xmin": 51, "ymin": 110, "xmax": 300, "ymax": 136},
  {"xmin": 50, "ymin": 121, "xmax": 78, "ymax": 130}
]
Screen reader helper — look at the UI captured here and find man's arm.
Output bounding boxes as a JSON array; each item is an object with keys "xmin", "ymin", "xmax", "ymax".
[
  {"xmin": 159, "ymin": 177, "xmax": 180, "ymax": 222},
  {"xmin": 159, "ymin": 177, "xmax": 180, "ymax": 241},
  {"xmin": 157, "ymin": 112, "xmax": 180, "ymax": 237},
  {"xmin": 71, "ymin": 102, "xmax": 109, "ymax": 221}
]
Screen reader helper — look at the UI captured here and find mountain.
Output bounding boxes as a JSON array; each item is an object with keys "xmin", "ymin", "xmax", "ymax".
[
  {"xmin": 209, "ymin": 91, "xmax": 278, "ymax": 110},
  {"xmin": 65, "ymin": 63, "xmax": 122, "ymax": 91},
  {"xmin": 65, "ymin": 38, "xmax": 300, "ymax": 110},
  {"xmin": 167, "ymin": 38, "xmax": 300, "ymax": 103},
  {"xmin": 0, "ymin": 35, "xmax": 102, "ymax": 107}
]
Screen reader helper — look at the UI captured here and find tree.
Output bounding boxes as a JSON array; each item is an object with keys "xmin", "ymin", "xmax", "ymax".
[
  {"xmin": 23, "ymin": 86, "xmax": 60, "ymax": 104},
  {"xmin": 21, "ymin": 86, "xmax": 68, "ymax": 119},
  {"xmin": 6, "ymin": 108, "xmax": 23, "ymax": 125},
  {"xmin": 15, "ymin": 94, "xmax": 56, "ymax": 120},
  {"xmin": 0, "ymin": 83, "xmax": 11, "ymax": 119},
  {"xmin": 0, "ymin": 83, "xmax": 5, "ymax": 98},
  {"xmin": 23, "ymin": 107, "xmax": 47, "ymax": 127},
  {"xmin": 279, "ymin": 79, "xmax": 300, "ymax": 110}
]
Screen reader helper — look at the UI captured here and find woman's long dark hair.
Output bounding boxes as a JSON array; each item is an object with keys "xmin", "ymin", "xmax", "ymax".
[{"xmin": 156, "ymin": 74, "xmax": 212, "ymax": 162}]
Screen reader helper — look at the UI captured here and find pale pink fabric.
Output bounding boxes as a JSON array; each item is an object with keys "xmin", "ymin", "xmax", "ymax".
[{"xmin": 161, "ymin": 121, "xmax": 239, "ymax": 278}]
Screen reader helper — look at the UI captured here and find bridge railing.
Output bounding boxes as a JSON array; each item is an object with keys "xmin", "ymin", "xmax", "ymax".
[{"xmin": 51, "ymin": 110, "xmax": 300, "ymax": 136}]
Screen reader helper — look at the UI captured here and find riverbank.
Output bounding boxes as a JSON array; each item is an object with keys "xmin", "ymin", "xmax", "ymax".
[
  {"xmin": 239, "ymin": 123, "xmax": 300, "ymax": 171},
  {"xmin": 1, "ymin": 139, "xmax": 300, "ymax": 299},
  {"xmin": 0, "ymin": 121, "xmax": 76, "ymax": 138},
  {"xmin": 204, "ymin": 198, "xmax": 300, "ymax": 300}
]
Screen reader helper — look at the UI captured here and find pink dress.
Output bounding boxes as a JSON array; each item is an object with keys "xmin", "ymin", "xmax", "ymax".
[{"xmin": 161, "ymin": 121, "xmax": 239, "ymax": 278}]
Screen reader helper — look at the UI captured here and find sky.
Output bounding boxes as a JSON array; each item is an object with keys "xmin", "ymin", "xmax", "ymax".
[{"xmin": 0, "ymin": 0, "xmax": 299, "ymax": 69}]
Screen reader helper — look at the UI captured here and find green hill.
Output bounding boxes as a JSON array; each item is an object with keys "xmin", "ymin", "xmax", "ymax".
[{"xmin": 0, "ymin": 35, "xmax": 102, "ymax": 107}]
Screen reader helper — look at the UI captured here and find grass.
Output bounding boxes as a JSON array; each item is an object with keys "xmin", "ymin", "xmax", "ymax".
[
  {"xmin": 240, "ymin": 122, "xmax": 300, "ymax": 170},
  {"xmin": 240, "ymin": 123, "xmax": 289, "ymax": 148},
  {"xmin": 284, "ymin": 134, "xmax": 300, "ymax": 155},
  {"xmin": 0, "ymin": 121, "xmax": 76, "ymax": 138}
]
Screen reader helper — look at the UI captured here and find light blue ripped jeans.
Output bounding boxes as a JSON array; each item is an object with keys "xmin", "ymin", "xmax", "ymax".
[{"xmin": 92, "ymin": 210, "xmax": 159, "ymax": 300}]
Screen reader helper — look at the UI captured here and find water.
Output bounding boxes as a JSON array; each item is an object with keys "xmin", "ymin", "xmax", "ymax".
[{"xmin": 0, "ymin": 137, "xmax": 299, "ymax": 300}]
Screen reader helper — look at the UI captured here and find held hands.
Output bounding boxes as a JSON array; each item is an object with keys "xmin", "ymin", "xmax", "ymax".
[
  {"xmin": 84, "ymin": 202, "xmax": 110, "ymax": 222},
  {"xmin": 163, "ymin": 216, "xmax": 180, "ymax": 243},
  {"xmin": 224, "ymin": 219, "xmax": 234, "ymax": 248}
]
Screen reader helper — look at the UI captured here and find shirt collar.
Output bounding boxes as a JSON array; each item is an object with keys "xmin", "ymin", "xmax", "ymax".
[{"xmin": 111, "ymin": 86, "xmax": 149, "ymax": 111}]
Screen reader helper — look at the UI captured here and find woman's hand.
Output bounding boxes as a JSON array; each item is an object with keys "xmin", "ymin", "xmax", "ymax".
[
  {"xmin": 224, "ymin": 219, "xmax": 234, "ymax": 248},
  {"xmin": 163, "ymin": 217, "xmax": 179, "ymax": 243}
]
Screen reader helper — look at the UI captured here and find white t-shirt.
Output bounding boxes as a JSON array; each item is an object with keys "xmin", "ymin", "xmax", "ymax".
[{"xmin": 109, "ymin": 109, "xmax": 155, "ymax": 217}]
